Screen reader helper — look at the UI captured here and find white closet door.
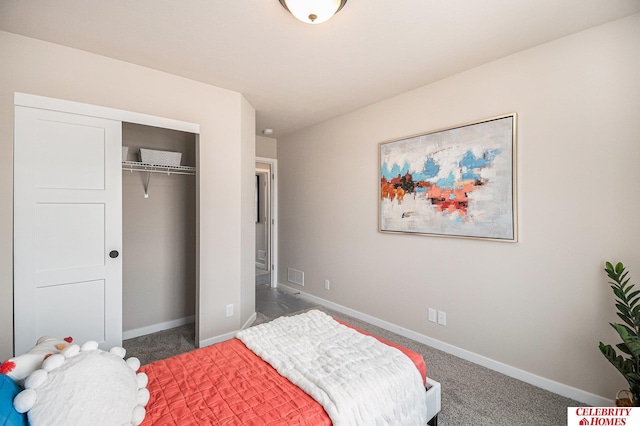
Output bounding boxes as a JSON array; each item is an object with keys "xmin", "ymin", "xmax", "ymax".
[{"xmin": 14, "ymin": 106, "xmax": 122, "ymax": 355}]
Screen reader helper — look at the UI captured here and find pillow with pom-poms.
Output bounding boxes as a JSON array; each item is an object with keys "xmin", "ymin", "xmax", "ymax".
[{"xmin": 14, "ymin": 341, "xmax": 149, "ymax": 426}]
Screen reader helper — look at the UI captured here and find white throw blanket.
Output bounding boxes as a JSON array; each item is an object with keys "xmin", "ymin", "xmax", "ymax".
[{"xmin": 236, "ymin": 310, "xmax": 427, "ymax": 425}]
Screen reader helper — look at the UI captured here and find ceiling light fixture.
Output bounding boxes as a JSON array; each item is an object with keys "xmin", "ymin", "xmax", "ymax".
[{"xmin": 278, "ymin": 0, "xmax": 348, "ymax": 24}]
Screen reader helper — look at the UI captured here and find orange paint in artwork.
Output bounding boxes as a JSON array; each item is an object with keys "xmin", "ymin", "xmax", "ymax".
[
  {"xmin": 462, "ymin": 182, "xmax": 475, "ymax": 193},
  {"xmin": 381, "ymin": 172, "xmax": 479, "ymax": 216},
  {"xmin": 454, "ymin": 189, "xmax": 467, "ymax": 201},
  {"xmin": 427, "ymin": 185, "xmax": 442, "ymax": 199},
  {"xmin": 381, "ymin": 178, "xmax": 396, "ymax": 201}
]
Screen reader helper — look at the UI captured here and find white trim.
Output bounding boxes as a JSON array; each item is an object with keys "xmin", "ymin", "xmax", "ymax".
[
  {"xmin": 198, "ymin": 312, "xmax": 257, "ymax": 348},
  {"xmin": 123, "ymin": 315, "xmax": 195, "ymax": 340},
  {"xmin": 15, "ymin": 92, "xmax": 200, "ymax": 134},
  {"xmin": 255, "ymin": 157, "xmax": 278, "ymax": 289},
  {"xmin": 199, "ymin": 331, "xmax": 237, "ymax": 348},
  {"xmin": 277, "ymin": 283, "xmax": 612, "ymax": 407},
  {"xmin": 242, "ymin": 312, "xmax": 258, "ymax": 330}
]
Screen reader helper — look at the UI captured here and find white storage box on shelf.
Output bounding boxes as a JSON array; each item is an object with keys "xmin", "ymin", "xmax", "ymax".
[
  {"xmin": 138, "ymin": 148, "xmax": 182, "ymax": 166},
  {"xmin": 122, "ymin": 146, "xmax": 129, "ymax": 161}
]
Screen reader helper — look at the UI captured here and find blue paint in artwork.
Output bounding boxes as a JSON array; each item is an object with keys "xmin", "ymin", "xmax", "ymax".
[
  {"xmin": 381, "ymin": 162, "xmax": 410, "ymax": 180},
  {"xmin": 462, "ymin": 170, "xmax": 481, "ymax": 181},
  {"xmin": 437, "ymin": 171, "xmax": 456, "ymax": 189},
  {"xmin": 425, "ymin": 158, "xmax": 440, "ymax": 178},
  {"xmin": 458, "ymin": 149, "xmax": 500, "ymax": 181},
  {"xmin": 459, "ymin": 149, "xmax": 499, "ymax": 169},
  {"xmin": 413, "ymin": 157, "xmax": 440, "ymax": 182},
  {"xmin": 382, "ymin": 149, "xmax": 499, "ymax": 184}
]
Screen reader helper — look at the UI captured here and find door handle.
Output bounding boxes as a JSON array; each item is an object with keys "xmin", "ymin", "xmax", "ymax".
[{"xmin": 109, "ymin": 250, "xmax": 119, "ymax": 259}]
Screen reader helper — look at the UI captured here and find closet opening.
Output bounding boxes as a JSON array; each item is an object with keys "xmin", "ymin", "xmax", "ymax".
[{"xmin": 121, "ymin": 122, "xmax": 197, "ymax": 348}]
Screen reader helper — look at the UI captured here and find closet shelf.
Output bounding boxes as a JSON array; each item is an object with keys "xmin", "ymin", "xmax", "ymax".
[{"xmin": 122, "ymin": 160, "xmax": 196, "ymax": 176}]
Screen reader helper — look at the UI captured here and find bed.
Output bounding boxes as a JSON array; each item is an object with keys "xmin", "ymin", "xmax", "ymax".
[
  {"xmin": 140, "ymin": 310, "xmax": 441, "ymax": 425},
  {"xmin": 4, "ymin": 310, "xmax": 441, "ymax": 425}
]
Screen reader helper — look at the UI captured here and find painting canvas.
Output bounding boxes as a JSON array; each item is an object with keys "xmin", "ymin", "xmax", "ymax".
[{"xmin": 379, "ymin": 114, "xmax": 517, "ymax": 241}]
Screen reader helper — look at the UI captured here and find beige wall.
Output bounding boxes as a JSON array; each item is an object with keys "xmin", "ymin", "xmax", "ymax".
[
  {"xmin": 122, "ymin": 123, "xmax": 196, "ymax": 332},
  {"xmin": 257, "ymin": 135, "xmax": 277, "ymax": 159},
  {"xmin": 277, "ymin": 14, "xmax": 640, "ymax": 402},
  {"xmin": 0, "ymin": 31, "xmax": 255, "ymax": 358}
]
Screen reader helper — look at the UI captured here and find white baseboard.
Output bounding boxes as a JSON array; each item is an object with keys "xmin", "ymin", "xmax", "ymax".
[
  {"xmin": 243, "ymin": 312, "xmax": 258, "ymax": 330},
  {"xmin": 277, "ymin": 283, "xmax": 612, "ymax": 407},
  {"xmin": 123, "ymin": 315, "xmax": 195, "ymax": 340},
  {"xmin": 199, "ymin": 312, "xmax": 257, "ymax": 349}
]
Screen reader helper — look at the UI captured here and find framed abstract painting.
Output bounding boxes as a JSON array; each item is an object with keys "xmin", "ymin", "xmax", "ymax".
[{"xmin": 379, "ymin": 114, "xmax": 517, "ymax": 242}]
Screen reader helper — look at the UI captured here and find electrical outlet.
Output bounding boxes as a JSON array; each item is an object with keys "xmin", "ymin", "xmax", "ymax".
[
  {"xmin": 437, "ymin": 311, "xmax": 446, "ymax": 326},
  {"xmin": 226, "ymin": 304, "xmax": 234, "ymax": 317},
  {"xmin": 428, "ymin": 308, "xmax": 437, "ymax": 323},
  {"xmin": 324, "ymin": 279, "xmax": 330, "ymax": 290}
]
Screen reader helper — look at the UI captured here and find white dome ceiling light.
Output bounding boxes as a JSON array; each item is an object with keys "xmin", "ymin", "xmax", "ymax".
[{"xmin": 278, "ymin": 0, "xmax": 348, "ymax": 24}]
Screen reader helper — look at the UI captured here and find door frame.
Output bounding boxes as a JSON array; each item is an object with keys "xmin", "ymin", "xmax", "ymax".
[
  {"xmin": 255, "ymin": 157, "xmax": 278, "ymax": 288},
  {"xmin": 255, "ymin": 169, "xmax": 270, "ymax": 271},
  {"xmin": 14, "ymin": 92, "xmax": 201, "ymax": 351}
]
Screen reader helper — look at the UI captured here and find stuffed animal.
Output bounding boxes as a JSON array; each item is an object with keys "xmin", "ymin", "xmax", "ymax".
[{"xmin": 0, "ymin": 336, "xmax": 73, "ymax": 382}]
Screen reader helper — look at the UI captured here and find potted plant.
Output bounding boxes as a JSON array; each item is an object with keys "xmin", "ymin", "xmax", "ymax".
[{"xmin": 599, "ymin": 261, "xmax": 640, "ymax": 406}]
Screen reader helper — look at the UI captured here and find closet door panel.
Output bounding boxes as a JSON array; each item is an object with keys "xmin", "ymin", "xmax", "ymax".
[
  {"xmin": 14, "ymin": 105, "xmax": 122, "ymax": 355},
  {"xmin": 34, "ymin": 119, "xmax": 106, "ymax": 190},
  {"xmin": 35, "ymin": 280, "xmax": 106, "ymax": 343},
  {"xmin": 35, "ymin": 203, "xmax": 105, "ymax": 271}
]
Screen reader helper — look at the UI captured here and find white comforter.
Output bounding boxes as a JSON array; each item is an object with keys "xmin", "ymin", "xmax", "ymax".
[{"xmin": 236, "ymin": 310, "xmax": 427, "ymax": 426}]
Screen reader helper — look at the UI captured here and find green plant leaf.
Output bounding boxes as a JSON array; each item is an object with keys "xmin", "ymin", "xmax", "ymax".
[
  {"xmin": 601, "ymin": 261, "xmax": 639, "ymax": 397},
  {"xmin": 617, "ymin": 303, "xmax": 630, "ymax": 315},
  {"xmin": 613, "ymin": 324, "xmax": 640, "ymax": 358},
  {"xmin": 616, "ymin": 262, "xmax": 625, "ymax": 274},
  {"xmin": 600, "ymin": 343, "xmax": 635, "ymax": 380},
  {"xmin": 611, "ymin": 322, "xmax": 635, "ymax": 336},
  {"xmin": 617, "ymin": 314, "xmax": 635, "ymax": 329},
  {"xmin": 616, "ymin": 343, "xmax": 633, "ymax": 356}
]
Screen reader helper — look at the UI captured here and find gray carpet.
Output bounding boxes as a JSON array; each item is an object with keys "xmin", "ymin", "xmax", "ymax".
[
  {"xmin": 124, "ymin": 299, "xmax": 580, "ymax": 425},
  {"xmin": 123, "ymin": 323, "xmax": 195, "ymax": 366}
]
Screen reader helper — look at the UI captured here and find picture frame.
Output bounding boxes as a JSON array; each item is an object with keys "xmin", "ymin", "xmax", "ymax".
[{"xmin": 379, "ymin": 114, "xmax": 517, "ymax": 242}]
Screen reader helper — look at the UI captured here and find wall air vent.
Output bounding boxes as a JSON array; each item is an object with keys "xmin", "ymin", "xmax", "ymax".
[{"xmin": 287, "ymin": 268, "xmax": 304, "ymax": 286}]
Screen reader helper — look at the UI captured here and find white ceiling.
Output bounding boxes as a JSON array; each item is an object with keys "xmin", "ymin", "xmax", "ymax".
[{"xmin": 1, "ymin": 0, "xmax": 639, "ymax": 137}]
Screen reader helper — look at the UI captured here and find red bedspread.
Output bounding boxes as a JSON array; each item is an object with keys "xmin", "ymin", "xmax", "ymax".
[{"xmin": 141, "ymin": 323, "xmax": 426, "ymax": 425}]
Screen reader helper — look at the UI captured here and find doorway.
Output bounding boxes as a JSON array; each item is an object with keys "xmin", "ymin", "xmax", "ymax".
[{"xmin": 255, "ymin": 157, "xmax": 277, "ymax": 288}]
